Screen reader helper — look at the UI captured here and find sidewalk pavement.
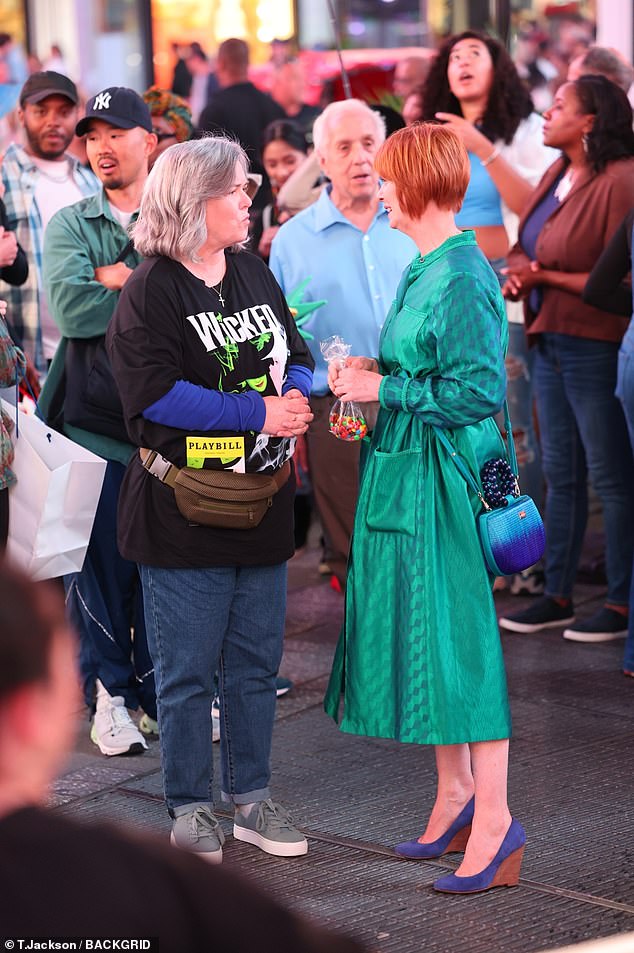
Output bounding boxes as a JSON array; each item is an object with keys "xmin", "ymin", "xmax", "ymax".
[{"xmin": 52, "ymin": 544, "xmax": 634, "ymax": 953}]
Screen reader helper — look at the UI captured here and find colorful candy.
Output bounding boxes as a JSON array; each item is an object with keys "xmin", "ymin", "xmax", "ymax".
[{"xmin": 329, "ymin": 410, "xmax": 368, "ymax": 441}]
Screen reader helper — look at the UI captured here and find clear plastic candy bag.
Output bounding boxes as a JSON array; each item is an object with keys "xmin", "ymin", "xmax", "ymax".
[{"xmin": 320, "ymin": 335, "xmax": 368, "ymax": 442}]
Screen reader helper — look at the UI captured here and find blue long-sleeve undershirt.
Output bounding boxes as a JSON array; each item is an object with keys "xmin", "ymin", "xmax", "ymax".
[
  {"xmin": 281, "ymin": 363, "xmax": 312, "ymax": 398},
  {"xmin": 142, "ymin": 363, "xmax": 312, "ymax": 432},
  {"xmin": 143, "ymin": 379, "xmax": 266, "ymax": 432}
]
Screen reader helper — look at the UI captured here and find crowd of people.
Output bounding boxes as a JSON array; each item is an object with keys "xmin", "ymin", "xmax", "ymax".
[{"xmin": 1, "ymin": 12, "xmax": 634, "ymax": 938}]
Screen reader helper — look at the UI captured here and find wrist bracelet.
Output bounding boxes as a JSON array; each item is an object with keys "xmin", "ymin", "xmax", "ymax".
[{"xmin": 481, "ymin": 144, "xmax": 502, "ymax": 168}]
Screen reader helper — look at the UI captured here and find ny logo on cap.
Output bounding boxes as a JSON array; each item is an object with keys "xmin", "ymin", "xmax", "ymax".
[{"xmin": 93, "ymin": 91, "xmax": 112, "ymax": 110}]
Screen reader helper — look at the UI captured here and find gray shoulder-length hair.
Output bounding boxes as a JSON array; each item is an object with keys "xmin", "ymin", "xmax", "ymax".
[{"xmin": 131, "ymin": 136, "xmax": 249, "ymax": 260}]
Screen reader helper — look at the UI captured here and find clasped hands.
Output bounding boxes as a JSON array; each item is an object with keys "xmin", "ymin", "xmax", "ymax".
[
  {"xmin": 328, "ymin": 356, "xmax": 381, "ymax": 403},
  {"xmin": 502, "ymin": 261, "xmax": 541, "ymax": 302},
  {"xmin": 262, "ymin": 388, "xmax": 313, "ymax": 438}
]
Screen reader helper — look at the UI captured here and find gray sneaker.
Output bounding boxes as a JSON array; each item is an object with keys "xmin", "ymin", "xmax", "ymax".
[
  {"xmin": 233, "ymin": 799, "xmax": 308, "ymax": 857},
  {"xmin": 170, "ymin": 805, "xmax": 225, "ymax": 864}
]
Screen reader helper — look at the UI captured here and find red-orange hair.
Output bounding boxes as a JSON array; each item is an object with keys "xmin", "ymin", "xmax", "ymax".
[{"xmin": 374, "ymin": 122, "xmax": 470, "ymax": 219}]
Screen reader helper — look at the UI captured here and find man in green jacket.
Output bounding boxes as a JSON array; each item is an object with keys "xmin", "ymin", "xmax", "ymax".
[{"xmin": 40, "ymin": 87, "xmax": 158, "ymax": 757}]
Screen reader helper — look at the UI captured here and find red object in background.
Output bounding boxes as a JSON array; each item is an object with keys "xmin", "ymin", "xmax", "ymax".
[
  {"xmin": 328, "ymin": 63, "xmax": 395, "ymax": 103},
  {"xmin": 330, "ymin": 574, "xmax": 343, "ymax": 594},
  {"xmin": 543, "ymin": 2, "xmax": 581, "ymax": 14},
  {"xmin": 250, "ymin": 47, "xmax": 434, "ymax": 106}
]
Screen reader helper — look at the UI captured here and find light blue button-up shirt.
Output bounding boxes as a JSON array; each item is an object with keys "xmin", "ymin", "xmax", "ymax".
[{"xmin": 269, "ymin": 186, "xmax": 417, "ymax": 395}]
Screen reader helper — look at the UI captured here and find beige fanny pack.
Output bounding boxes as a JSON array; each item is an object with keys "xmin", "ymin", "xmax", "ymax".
[{"xmin": 139, "ymin": 449, "xmax": 290, "ymax": 530}]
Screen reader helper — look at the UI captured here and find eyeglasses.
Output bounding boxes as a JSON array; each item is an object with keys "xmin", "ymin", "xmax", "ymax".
[{"xmin": 152, "ymin": 129, "xmax": 177, "ymax": 143}]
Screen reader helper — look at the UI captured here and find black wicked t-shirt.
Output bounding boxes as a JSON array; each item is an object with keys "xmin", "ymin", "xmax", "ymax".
[{"xmin": 107, "ymin": 251, "xmax": 314, "ymax": 568}]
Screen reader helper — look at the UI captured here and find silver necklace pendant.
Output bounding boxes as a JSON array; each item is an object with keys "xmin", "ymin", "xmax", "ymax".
[{"xmin": 211, "ymin": 281, "xmax": 225, "ymax": 308}]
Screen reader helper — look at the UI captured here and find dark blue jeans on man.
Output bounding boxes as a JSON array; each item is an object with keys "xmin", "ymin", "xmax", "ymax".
[
  {"xmin": 534, "ymin": 333, "xmax": 634, "ymax": 606},
  {"xmin": 65, "ymin": 460, "xmax": 156, "ymax": 717}
]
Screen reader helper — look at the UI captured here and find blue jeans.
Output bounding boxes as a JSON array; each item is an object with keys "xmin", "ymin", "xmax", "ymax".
[
  {"xmin": 66, "ymin": 460, "xmax": 155, "ymax": 717},
  {"xmin": 616, "ymin": 337, "xmax": 634, "ymax": 668},
  {"xmin": 534, "ymin": 334, "xmax": 634, "ymax": 605},
  {"xmin": 503, "ymin": 322, "xmax": 543, "ymax": 506},
  {"xmin": 489, "ymin": 259, "xmax": 543, "ymax": 508},
  {"xmin": 140, "ymin": 562, "xmax": 287, "ymax": 814}
]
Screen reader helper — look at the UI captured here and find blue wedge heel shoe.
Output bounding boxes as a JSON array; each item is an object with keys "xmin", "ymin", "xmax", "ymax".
[
  {"xmin": 433, "ymin": 818, "xmax": 525, "ymax": 894},
  {"xmin": 395, "ymin": 796, "xmax": 475, "ymax": 860}
]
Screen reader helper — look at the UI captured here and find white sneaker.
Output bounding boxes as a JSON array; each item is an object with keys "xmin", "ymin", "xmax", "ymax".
[
  {"xmin": 91, "ymin": 680, "xmax": 147, "ymax": 756},
  {"xmin": 510, "ymin": 567, "xmax": 545, "ymax": 597}
]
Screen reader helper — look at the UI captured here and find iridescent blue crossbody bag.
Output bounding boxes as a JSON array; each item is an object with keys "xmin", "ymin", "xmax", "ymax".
[{"xmin": 433, "ymin": 403, "xmax": 545, "ymax": 576}]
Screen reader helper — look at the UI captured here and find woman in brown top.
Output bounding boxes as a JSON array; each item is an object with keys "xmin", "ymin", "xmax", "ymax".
[{"xmin": 499, "ymin": 75, "xmax": 634, "ymax": 641}]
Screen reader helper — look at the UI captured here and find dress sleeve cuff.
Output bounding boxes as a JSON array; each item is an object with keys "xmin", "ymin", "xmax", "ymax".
[{"xmin": 379, "ymin": 375, "xmax": 407, "ymax": 411}]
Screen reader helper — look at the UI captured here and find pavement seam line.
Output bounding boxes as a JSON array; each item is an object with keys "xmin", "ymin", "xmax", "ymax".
[{"xmin": 113, "ymin": 787, "xmax": 634, "ymax": 916}]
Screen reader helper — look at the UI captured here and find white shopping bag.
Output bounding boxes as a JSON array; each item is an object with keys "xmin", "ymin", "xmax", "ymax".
[{"xmin": 2, "ymin": 400, "xmax": 107, "ymax": 580}]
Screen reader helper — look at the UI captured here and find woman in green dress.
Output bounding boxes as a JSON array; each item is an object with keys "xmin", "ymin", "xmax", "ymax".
[{"xmin": 324, "ymin": 123, "xmax": 525, "ymax": 895}]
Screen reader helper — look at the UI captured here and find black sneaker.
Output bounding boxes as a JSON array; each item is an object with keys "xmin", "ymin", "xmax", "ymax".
[
  {"xmin": 563, "ymin": 607, "xmax": 628, "ymax": 643},
  {"xmin": 498, "ymin": 596, "xmax": 575, "ymax": 633}
]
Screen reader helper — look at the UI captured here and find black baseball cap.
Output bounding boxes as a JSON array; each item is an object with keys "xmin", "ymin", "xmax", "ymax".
[
  {"xmin": 76, "ymin": 86, "xmax": 153, "ymax": 136},
  {"xmin": 20, "ymin": 71, "xmax": 79, "ymax": 107}
]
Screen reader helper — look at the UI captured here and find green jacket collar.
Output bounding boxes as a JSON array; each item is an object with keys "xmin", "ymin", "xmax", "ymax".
[{"xmin": 82, "ymin": 188, "xmax": 139, "ymax": 225}]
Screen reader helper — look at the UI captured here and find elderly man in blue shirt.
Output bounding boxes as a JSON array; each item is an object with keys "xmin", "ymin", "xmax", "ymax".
[{"xmin": 269, "ymin": 99, "xmax": 416, "ymax": 587}]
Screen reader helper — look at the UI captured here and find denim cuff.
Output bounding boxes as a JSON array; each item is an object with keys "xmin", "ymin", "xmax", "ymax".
[
  {"xmin": 221, "ymin": 786, "xmax": 270, "ymax": 805},
  {"xmin": 172, "ymin": 800, "xmax": 213, "ymax": 817}
]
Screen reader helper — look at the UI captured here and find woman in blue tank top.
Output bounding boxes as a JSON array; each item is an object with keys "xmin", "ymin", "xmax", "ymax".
[{"xmin": 422, "ymin": 31, "xmax": 548, "ymax": 261}]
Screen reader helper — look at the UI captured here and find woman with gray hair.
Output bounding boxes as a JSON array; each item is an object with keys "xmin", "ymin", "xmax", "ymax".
[{"xmin": 106, "ymin": 136, "xmax": 314, "ymax": 863}]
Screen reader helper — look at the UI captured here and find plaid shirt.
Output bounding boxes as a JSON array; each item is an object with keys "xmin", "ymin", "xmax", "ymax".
[{"xmin": 1, "ymin": 144, "xmax": 98, "ymax": 372}]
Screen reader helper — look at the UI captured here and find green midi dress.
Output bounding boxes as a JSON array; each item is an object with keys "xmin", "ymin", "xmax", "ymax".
[{"xmin": 324, "ymin": 231, "xmax": 512, "ymax": 745}]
